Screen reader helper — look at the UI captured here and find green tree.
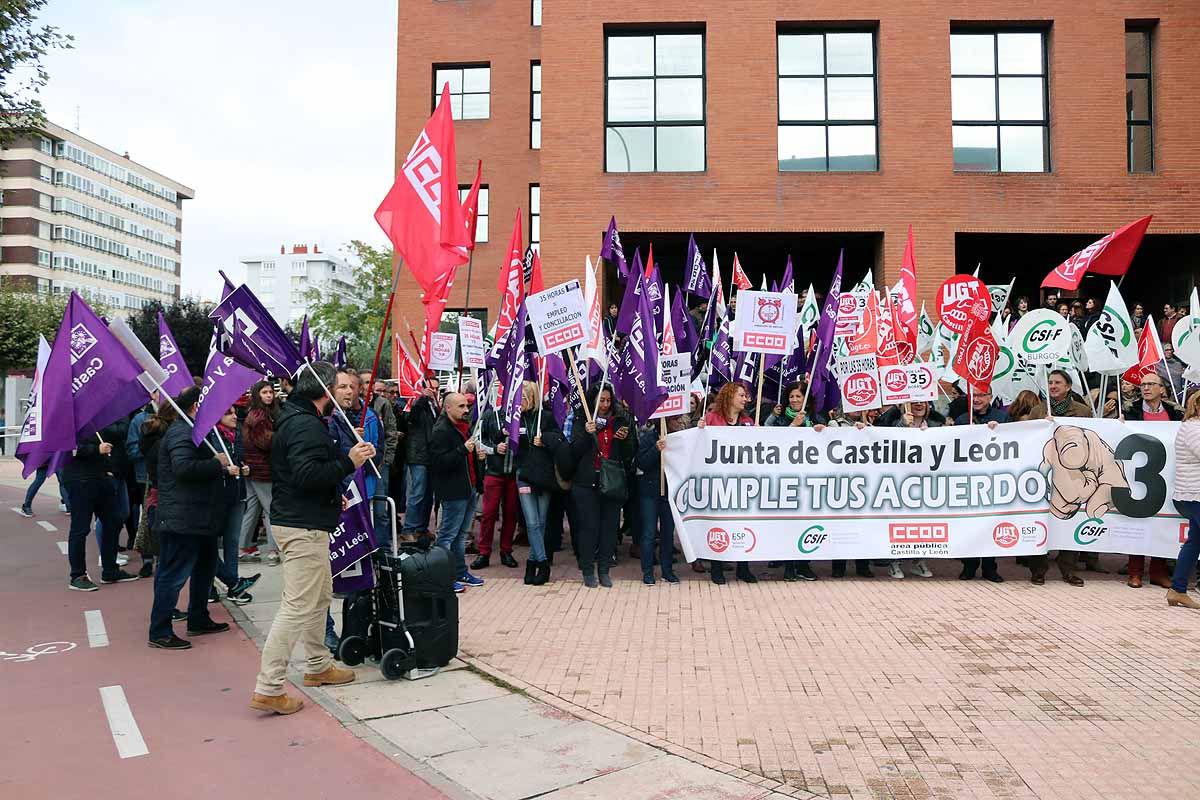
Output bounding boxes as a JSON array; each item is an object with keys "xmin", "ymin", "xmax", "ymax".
[
  {"xmin": 126, "ymin": 298, "xmax": 216, "ymax": 377},
  {"xmin": 304, "ymin": 240, "xmax": 395, "ymax": 372},
  {"xmin": 0, "ymin": 1, "xmax": 73, "ymax": 147},
  {"xmin": 0, "ymin": 289, "xmax": 65, "ymax": 374}
]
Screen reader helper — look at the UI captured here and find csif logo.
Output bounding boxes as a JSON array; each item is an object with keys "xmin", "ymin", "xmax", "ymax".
[
  {"xmin": 797, "ymin": 524, "xmax": 827, "ymax": 554},
  {"xmin": 1100, "ymin": 305, "xmax": 1132, "ymax": 347},
  {"xmin": 1023, "ymin": 320, "xmax": 1062, "ymax": 352},
  {"xmin": 1073, "ymin": 517, "xmax": 1107, "ymax": 545}
]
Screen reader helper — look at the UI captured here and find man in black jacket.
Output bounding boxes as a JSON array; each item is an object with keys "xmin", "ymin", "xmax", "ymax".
[
  {"xmin": 251, "ymin": 361, "xmax": 375, "ymax": 716},
  {"xmin": 63, "ymin": 429, "xmax": 140, "ymax": 591},
  {"xmin": 430, "ymin": 392, "xmax": 483, "ymax": 591},
  {"xmin": 401, "ymin": 377, "xmax": 440, "ymax": 542},
  {"xmin": 147, "ymin": 387, "xmax": 241, "ymax": 650}
]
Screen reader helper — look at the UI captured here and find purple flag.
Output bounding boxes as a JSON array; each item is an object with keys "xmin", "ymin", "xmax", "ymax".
[
  {"xmin": 733, "ymin": 349, "xmax": 758, "ymax": 389},
  {"xmin": 312, "ymin": 333, "xmax": 322, "ymax": 361},
  {"xmin": 194, "ymin": 279, "xmax": 261, "ymax": 445},
  {"xmin": 707, "ymin": 320, "xmax": 733, "ymax": 387},
  {"xmin": 157, "ymin": 313, "xmax": 194, "ymax": 398},
  {"xmin": 329, "ymin": 468, "xmax": 379, "ymax": 580},
  {"xmin": 299, "ymin": 316, "xmax": 313, "ymax": 361},
  {"xmin": 670, "ymin": 286, "xmax": 697, "ymax": 357},
  {"xmin": 544, "ymin": 353, "xmax": 571, "ymax": 427},
  {"xmin": 493, "ymin": 302, "xmax": 528, "ymax": 448},
  {"xmin": 645, "ymin": 265, "xmax": 665, "ymax": 336},
  {"xmin": 334, "ymin": 335, "xmax": 348, "ymax": 369},
  {"xmin": 809, "ymin": 250, "xmax": 844, "ymax": 414},
  {"xmin": 210, "ymin": 284, "xmax": 303, "ymax": 378},
  {"xmin": 615, "ymin": 274, "xmax": 668, "ymax": 425},
  {"xmin": 684, "ymin": 234, "xmax": 712, "ymax": 297},
  {"xmin": 614, "ymin": 248, "xmax": 644, "ymax": 336},
  {"xmin": 601, "ymin": 216, "xmax": 629, "ymax": 286},
  {"xmin": 15, "ymin": 293, "xmax": 151, "ymax": 477},
  {"xmin": 780, "ymin": 256, "xmax": 795, "ymax": 295}
]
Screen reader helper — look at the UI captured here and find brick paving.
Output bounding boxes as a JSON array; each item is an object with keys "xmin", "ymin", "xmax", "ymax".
[{"xmin": 456, "ymin": 552, "xmax": 1200, "ymax": 800}]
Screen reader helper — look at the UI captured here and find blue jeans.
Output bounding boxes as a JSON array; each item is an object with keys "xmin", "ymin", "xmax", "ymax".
[
  {"xmin": 639, "ymin": 488, "xmax": 675, "ymax": 577},
  {"xmin": 436, "ymin": 492, "xmax": 477, "ymax": 579},
  {"xmin": 1172, "ymin": 500, "xmax": 1200, "ymax": 592},
  {"xmin": 95, "ymin": 476, "xmax": 129, "ymax": 556},
  {"xmin": 402, "ymin": 464, "xmax": 431, "ymax": 534},
  {"xmin": 516, "ymin": 482, "xmax": 550, "ymax": 562},
  {"xmin": 215, "ymin": 498, "xmax": 244, "ymax": 588},
  {"xmin": 148, "ymin": 532, "xmax": 218, "ymax": 640},
  {"xmin": 23, "ymin": 466, "xmax": 48, "ymax": 509}
]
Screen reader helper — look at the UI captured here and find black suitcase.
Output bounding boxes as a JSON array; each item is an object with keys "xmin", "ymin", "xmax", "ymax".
[{"xmin": 375, "ymin": 546, "xmax": 458, "ymax": 675}]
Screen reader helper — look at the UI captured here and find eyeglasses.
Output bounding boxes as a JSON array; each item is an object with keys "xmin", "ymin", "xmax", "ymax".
[{"xmin": 1140, "ymin": 382, "xmax": 1163, "ymax": 389}]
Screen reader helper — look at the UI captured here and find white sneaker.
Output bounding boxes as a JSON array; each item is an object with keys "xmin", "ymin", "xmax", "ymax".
[
  {"xmin": 912, "ymin": 560, "xmax": 933, "ymax": 578},
  {"xmin": 99, "ymin": 553, "xmax": 130, "ymax": 567},
  {"xmin": 59, "ymin": 502, "xmax": 70, "ymax": 513},
  {"xmin": 888, "ymin": 562, "xmax": 904, "ymax": 579}
]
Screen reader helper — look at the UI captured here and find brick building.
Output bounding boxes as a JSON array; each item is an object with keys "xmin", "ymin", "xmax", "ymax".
[{"xmin": 393, "ymin": 1, "xmax": 1200, "ymax": 345}]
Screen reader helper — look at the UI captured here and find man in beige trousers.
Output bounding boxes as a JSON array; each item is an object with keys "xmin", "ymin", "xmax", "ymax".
[{"xmin": 250, "ymin": 361, "xmax": 376, "ymax": 715}]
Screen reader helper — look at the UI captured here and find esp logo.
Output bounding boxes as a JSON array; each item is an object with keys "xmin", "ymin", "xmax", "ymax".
[
  {"xmin": 889, "ymin": 523, "xmax": 949, "ymax": 543},
  {"xmin": 707, "ymin": 527, "xmax": 730, "ymax": 554},
  {"xmin": 992, "ymin": 522, "xmax": 1019, "ymax": 549}
]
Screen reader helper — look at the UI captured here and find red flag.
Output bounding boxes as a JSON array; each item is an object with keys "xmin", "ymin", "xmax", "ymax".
[
  {"xmin": 732, "ymin": 253, "xmax": 752, "ymax": 291},
  {"xmin": 529, "ymin": 248, "xmax": 545, "ymax": 294},
  {"xmin": 646, "ymin": 243, "xmax": 655, "ymax": 278},
  {"xmin": 876, "ymin": 294, "xmax": 901, "ymax": 367},
  {"xmin": 493, "ymin": 211, "xmax": 525, "ymax": 352},
  {"xmin": 849, "ymin": 292, "xmax": 879, "ymax": 357},
  {"xmin": 375, "ymin": 84, "xmax": 471, "ymax": 294},
  {"xmin": 461, "ymin": 160, "xmax": 483, "ymax": 250},
  {"xmin": 1042, "ymin": 215, "xmax": 1153, "ymax": 291},
  {"xmin": 894, "ymin": 224, "xmax": 919, "ymax": 336},
  {"xmin": 1122, "ymin": 314, "xmax": 1165, "ymax": 384},
  {"xmin": 953, "ymin": 320, "xmax": 998, "ymax": 394}
]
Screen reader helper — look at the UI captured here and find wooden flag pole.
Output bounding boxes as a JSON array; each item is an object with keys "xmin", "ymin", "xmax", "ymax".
[
  {"xmin": 535, "ymin": 356, "xmax": 547, "ymax": 436},
  {"xmin": 659, "ymin": 416, "xmax": 667, "ymax": 495},
  {"xmin": 361, "ymin": 257, "xmax": 405, "ymax": 426},
  {"xmin": 755, "ymin": 352, "xmax": 766, "ymax": 424},
  {"xmin": 566, "ymin": 346, "xmax": 595, "ymax": 424}
]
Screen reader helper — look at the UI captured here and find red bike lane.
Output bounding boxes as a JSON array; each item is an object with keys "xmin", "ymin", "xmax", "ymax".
[{"xmin": 0, "ymin": 482, "xmax": 450, "ymax": 800}]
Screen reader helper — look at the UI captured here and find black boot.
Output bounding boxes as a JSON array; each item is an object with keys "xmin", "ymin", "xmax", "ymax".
[
  {"xmin": 524, "ymin": 560, "xmax": 537, "ymax": 585},
  {"xmin": 582, "ymin": 565, "xmax": 598, "ymax": 588},
  {"xmin": 736, "ymin": 562, "xmax": 758, "ymax": 583},
  {"xmin": 471, "ymin": 554, "xmax": 490, "ymax": 570},
  {"xmin": 797, "ymin": 562, "xmax": 817, "ymax": 581},
  {"xmin": 534, "ymin": 560, "xmax": 551, "ymax": 585},
  {"xmin": 710, "ymin": 562, "xmax": 727, "ymax": 585},
  {"xmin": 783, "ymin": 563, "xmax": 798, "ymax": 582}
]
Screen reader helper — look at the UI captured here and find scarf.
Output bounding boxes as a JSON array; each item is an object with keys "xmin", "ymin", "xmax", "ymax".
[
  {"xmin": 453, "ymin": 418, "xmax": 476, "ymax": 478},
  {"xmin": 1050, "ymin": 396, "xmax": 1074, "ymax": 416},
  {"xmin": 784, "ymin": 406, "xmax": 799, "ymax": 421}
]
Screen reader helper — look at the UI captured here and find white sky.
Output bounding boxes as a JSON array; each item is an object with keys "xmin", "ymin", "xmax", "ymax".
[{"xmin": 37, "ymin": 0, "xmax": 397, "ymax": 302}]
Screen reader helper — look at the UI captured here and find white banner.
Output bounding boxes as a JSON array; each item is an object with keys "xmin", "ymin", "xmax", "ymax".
[
  {"xmin": 664, "ymin": 419, "xmax": 1187, "ymax": 562},
  {"xmin": 835, "ymin": 290, "xmax": 869, "ymax": 338},
  {"xmin": 427, "ymin": 331, "xmax": 457, "ymax": 371},
  {"xmin": 651, "ymin": 353, "xmax": 691, "ymax": 420},
  {"xmin": 526, "ymin": 279, "xmax": 587, "ymax": 355},
  {"xmin": 879, "ymin": 362, "xmax": 938, "ymax": 404},
  {"xmin": 731, "ymin": 290, "xmax": 797, "ymax": 355},
  {"xmin": 457, "ymin": 316, "xmax": 486, "ymax": 369}
]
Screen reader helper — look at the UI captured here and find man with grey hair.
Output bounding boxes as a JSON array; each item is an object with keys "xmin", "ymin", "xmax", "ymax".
[{"xmin": 250, "ymin": 361, "xmax": 376, "ymax": 715}]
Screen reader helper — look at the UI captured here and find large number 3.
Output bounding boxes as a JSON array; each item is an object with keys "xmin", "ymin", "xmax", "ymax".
[{"xmin": 1111, "ymin": 434, "xmax": 1167, "ymax": 518}]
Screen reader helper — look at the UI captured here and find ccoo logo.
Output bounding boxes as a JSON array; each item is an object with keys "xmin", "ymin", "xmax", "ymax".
[
  {"xmin": 797, "ymin": 524, "xmax": 827, "ymax": 554},
  {"xmin": 1073, "ymin": 517, "xmax": 1107, "ymax": 545}
]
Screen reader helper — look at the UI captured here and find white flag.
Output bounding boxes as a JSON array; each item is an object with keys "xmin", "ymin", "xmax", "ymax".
[
  {"xmin": 582, "ymin": 255, "xmax": 607, "ymax": 369},
  {"xmin": 1083, "ymin": 281, "xmax": 1138, "ymax": 375}
]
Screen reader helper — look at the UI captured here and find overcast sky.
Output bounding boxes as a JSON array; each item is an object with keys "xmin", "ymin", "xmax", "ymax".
[{"xmin": 37, "ymin": 0, "xmax": 397, "ymax": 301}]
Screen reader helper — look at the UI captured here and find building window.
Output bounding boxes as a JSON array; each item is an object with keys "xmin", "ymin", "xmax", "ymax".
[
  {"xmin": 38, "ymin": 221, "xmax": 51, "ymax": 239},
  {"xmin": 38, "ymin": 164, "xmax": 52, "ymax": 182},
  {"xmin": 38, "ymin": 192, "xmax": 51, "ymax": 211},
  {"xmin": 459, "ymin": 184, "xmax": 489, "ymax": 243},
  {"xmin": 291, "ymin": 260, "xmax": 307, "ymax": 273},
  {"xmin": 39, "ymin": 137, "xmax": 52, "ymax": 155},
  {"xmin": 777, "ymin": 30, "xmax": 878, "ymax": 172},
  {"xmin": 531, "ymin": 62, "xmax": 542, "ymax": 149},
  {"xmin": 529, "ymin": 184, "xmax": 540, "ymax": 253},
  {"xmin": 262, "ymin": 260, "xmax": 275, "ymax": 272},
  {"xmin": 605, "ymin": 29, "xmax": 705, "ymax": 172},
  {"xmin": 532, "ymin": 0, "xmax": 541, "ymax": 26},
  {"xmin": 434, "ymin": 64, "xmax": 491, "ymax": 120},
  {"xmin": 951, "ymin": 29, "xmax": 1049, "ymax": 172},
  {"xmin": 1126, "ymin": 26, "xmax": 1153, "ymax": 173},
  {"xmin": 38, "ymin": 249, "xmax": 51, "ymax": 267}
]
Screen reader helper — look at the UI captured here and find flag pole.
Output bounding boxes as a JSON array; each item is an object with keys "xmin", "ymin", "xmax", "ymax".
[
  {"xmin": 800, "ymin": 341, "xmax": 822, "ymax": 414},
  {"xmin": 301, "ymin": 361, "xmax": 382, "ymax": 480},
  {"xmin": 565, "ymin": 346, "xmax": 595, "ymax": 424},
  {"xmin": 659, "ymin": 416, "xmax": 667, "ymax": 495},
  {"xmin": 536, "ymin": 356, "xmax": 547, "ymax": 436},
  {"xmin": 361, "ymin": 257, "xmax": 405, "ymax": 426},
  {"xmin": 1042, "ymin": 365, "xmax": 1053, "ymax": 418},
  {"xmin": 1076, "ymin": 367, "xmax": 1098, "ymax": 416},
  {"xmin": 755, "ymin": 352, "xmax": 766, "ymax": 424},
  {"xmin": 968, "ymin": 384, "xmax": 974, "ymax": 425}
]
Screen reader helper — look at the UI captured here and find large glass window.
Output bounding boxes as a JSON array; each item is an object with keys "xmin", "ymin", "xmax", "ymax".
[
  {"xmin": 433, "ymin": 64, "xmax": 491, "ymax": 120},
  {"xmin": 777, "ymin": 30, "xmax": 878, "ymax": 171},
  {"xmin": 459, "ymin": 184, "xmax": 489, "ymax": 243},
  {"xmin": 951, "ymin": 30, "xmax": 1048, "ymax": 172},
  {"xmin": 529, "ymin": 184, "xmax": 540, "ymax": 253},
  {"xmin": 531, "ymin": 62, "xmax": 542, "ymax": 149},
  {"xmin": 1126, "ymin": 27, "xmax": 1153, "ymax": 173},
  {"xmin": 605, "ymin": 30, "xmax": 705, "ymax": 172},
  {"xmin": 532, "ymin": 0, "xmax": 541, "ymax": 26}
]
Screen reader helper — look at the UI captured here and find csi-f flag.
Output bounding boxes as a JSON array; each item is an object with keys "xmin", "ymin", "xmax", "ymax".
[
  {"xmin": 684, "ymin": 234, "xmax": 711, "ymax": 297},
  {"xmin": 157, "ymin": 312, "xmax": 194, "ymax": 397},
  {"xmin": 1084, "ymin": 281, "xmax": 1138, "ymax": 375},
  {"xmin": 798, "ymin": 284, "xmax": 819, "ymax": 344}
]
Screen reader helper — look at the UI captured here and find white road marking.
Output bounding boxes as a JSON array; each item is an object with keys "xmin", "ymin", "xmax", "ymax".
[
  {"xmin": 84, "ymin": 609, "xmax": 109, "ymax": 648},
  {"xmin": 57, "ymin": 541, "xmax": 68, "ymax": 555},
  {"xmin": 10, "ymin": 507, "xmax": 23, "ymax": 514},
  {"xmin": 37, "ymin": 521, "xmax": 57, "ymax": 532},
  {"xmin": 99, "ymin": 686, "xmax": 148, "ymax": 759}
]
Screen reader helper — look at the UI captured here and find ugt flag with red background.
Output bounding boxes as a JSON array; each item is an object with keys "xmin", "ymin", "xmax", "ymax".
[
  {"xmin": 1123, "ymin": 315, "xmax": 1166, "ymax": 384},
  {"xmin": 1041, "ymin": 215, "xmax": 1153, "ymax": 291}
]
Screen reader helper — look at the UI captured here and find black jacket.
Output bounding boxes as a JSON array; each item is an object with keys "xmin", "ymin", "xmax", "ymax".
[
  {"xmin": 62, "ymin": 432, "xmax": 112, "ymax": 484},
  {"xmin": 514, "ymin": 409, "xmax": 564, "ymax": 491},
  {"xmin": 156, "ymin": 419, "xmax": 227, "ymax": 537},
  {"xmin": 429, "ymin": 415, "xmax": 479, "ymax": 501},
  {"xmin": 271, "ymin": 396, "xmax": 355, "ymax": 532},
  {"xmin": 564, "ymin": 409, "xmax": 633, "ymax": 489},
  {"xmin": 1125, "ymin": 402, "xmax": 1183, "ymax": 421},
  {"xmin": 635, "ymin": 426, "xmax": 666, "ymax": 497},
  {"xmin": 481, "ymin": 411, "xmax": 515, "ymax": 477},
  {"xmin": 142, "ymin": 424, "xmax": 165, "ymax": 489},
  {"xmin": 404, "ymin": 394, "xmax": 439, "ymax": 465}
]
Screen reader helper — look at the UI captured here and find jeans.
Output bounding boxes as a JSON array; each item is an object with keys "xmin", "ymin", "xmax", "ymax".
[
  {"xmin": 148, "ymin": 532, "xmax": 218, "ymax": 640},
  {"xmin": 402, "ymin": 464, "xmax": 432, "ymax": 534},
  {"xmin": 959, "ymin": 557, "xmax": 998, "ymax": 577},
  {"xmin": 1172, "ymin": 500, "xmax": 1200, "ymax": 593},
  {"xmin": 215, "ymin": 498, "xmax": 245, "ymax": 588},
  {"xmin": 95, "ymin": 476, "xmax": 129, "ymax": 558},
  {"xmin": 239, "ymin": 479, "xmax": 276, "ymax": 552},
  {"xmin": 22, "ymin": 465, "xmax": 50, "ymax": 510},
  {"xmin": 639, "ymin": 489, "xmax": 675, "ymax": 576},
  {"xmin": 478, "ymin": 474, "xmax": 517, "ymax": 556},
  {"xmin": 571, "ymin": 483, "xmax": 620, "ymax": 575},
  {"xmin": 64, "ymin": 478, "xmax": 121, "ymax": 580},
  {"xmin": 516, "ymin": 482, "xmax": 550, "ymax": 562},
  {"xmin": 436, "ymin": 492, "xmax": 477, "ymax": 579}
]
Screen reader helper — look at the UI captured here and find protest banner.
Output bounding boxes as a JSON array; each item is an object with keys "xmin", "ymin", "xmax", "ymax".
[
  {"xmin": 427, "ymin": 331, "xmax": 458, "ymax": 371},
  {"xmin": 650, "ymin": 353, "xmax": 692, "ymax": 419},
  {"xmin": 836, "ymin": 355, "xmax": 880, "ymax": 412},
  {"xmin": 663, "ymin": 419, "xmax": 1187, "ymax": 563},
  {"xmin": 879, "ymin": 362, "xmax": 937, "ymax": 404},
  {"xmin": 457, "ymin": 316, "xmax": 487, "ymax": 369},
  {"xmin": 526, "ymin": 279, "xmax": 587, "ymax": 355},
  {"xmin": 731, "ymin": 290, "xmax": 797, "ymax": 355},
  {"xmin": 834, "ymin": 290, "xmax": 869, "ymax": 338}
]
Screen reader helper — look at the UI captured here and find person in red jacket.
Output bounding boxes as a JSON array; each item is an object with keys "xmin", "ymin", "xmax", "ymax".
[{"xmin": 239, "ymin": 381, "xmax": 280, "ymax": 564}]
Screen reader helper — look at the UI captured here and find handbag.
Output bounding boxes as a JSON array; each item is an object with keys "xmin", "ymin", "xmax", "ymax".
[
  {"xmin": 595, "ymin": 434, "xmax": 628, "ymax": 503},
  {"xmin": 134, "ymin": 493, "xmax": 160, "ymax": 557}
]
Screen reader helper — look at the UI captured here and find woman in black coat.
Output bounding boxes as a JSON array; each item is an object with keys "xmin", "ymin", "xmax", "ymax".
[{"xmin": 512, "ymin": 380, "xmax": 564, "ymax": 586}]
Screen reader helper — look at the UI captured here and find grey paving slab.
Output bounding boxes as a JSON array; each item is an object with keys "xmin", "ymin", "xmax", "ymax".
[
  {"xmin": 439, "ymin": 693, "xmax": 578, "ymax": 745},
  {"xmin": 323, "ymin": 667, "xmax": 510, "ymax": 719},
  {"xmin": 542, "ymin": 754, "xmax": 774, "ymax": 800},
  {"xmin": 367, "ymin": 710, "xmax": 481, "ymax": 759}
]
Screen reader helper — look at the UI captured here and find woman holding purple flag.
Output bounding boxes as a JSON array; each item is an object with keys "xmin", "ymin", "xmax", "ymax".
[{"xmin": 212, "ymin": 406, "xmax": 259, "ymax": 604}]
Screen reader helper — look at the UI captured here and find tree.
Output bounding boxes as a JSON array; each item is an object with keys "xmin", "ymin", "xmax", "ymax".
[
  {"xmin": 0, "ymin": 289, "xmax": 66, "ymax": 374},
  {"xmin": 305, "ymin": 240, "xmax": 394, "ymax": 372},
  {"xmin": 0, "ymin": 1, "xmax": 73, "ymax": 147},
  {"xmin": 126, "ymin": 298, "xmax": 215, "ymax": 377}
]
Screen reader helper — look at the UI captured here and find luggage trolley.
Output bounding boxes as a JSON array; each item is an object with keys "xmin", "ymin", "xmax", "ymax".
[{"xmin": 337, "ymin": 497, "xmax": 457, "ymax": 681}]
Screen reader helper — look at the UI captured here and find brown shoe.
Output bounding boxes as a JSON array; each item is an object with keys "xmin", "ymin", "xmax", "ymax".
[
  {"xmin": 1127, "ymin": 576, "xmax": 1143, "ymax": 588},
  {"xmin": 303, "ymin": 664, "xmax": 356, "ymax": 687},
  {"xmin": 249, "ymin": 692, "xmax": 304, "ymax": 715},
  {"xmin": 1151, "ymin": 576, "xmax": 1173, "ymax": 589},
  {"xmin": 691, "ymin": 560, "xmax": 707, "ymax": 573},
  {"xmin": 1167, "ymin": 589, "xmax": 1200, "ymax": 609}
]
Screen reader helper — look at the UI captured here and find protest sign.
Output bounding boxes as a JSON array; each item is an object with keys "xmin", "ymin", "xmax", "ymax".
[
  {"xmin": 731, "ymin": 290, "xmax": 797, "ymax": 355},
  {"xmin": 834, "ymin": 290, "xmax": 869, "ymax": 338},
  {"xmin": 526, "ymin": 279, "xmax": 587, "ymax": 355},
  {"xmin": 663, "ymin": 419, "xmax": 1187, "ymax": 563},
  {"xmin": 428, "ymin": 331, "xmax": 458, "ymax": 371},
  {"xmin": 836, "ymin": 355, "xmax": 880, "ymax": 412},
  {"xmin": 1009, "ymin": 309, "xmax": 1071, "ymax": 365},
  {"xmin": 651, "ymin": 353, "xmax": 692, "ymax": 419},
  {"xmin": 879, "ymin": 362, "xmax": 937, "ymax": 404},
  {"xmin": 457, "ymin": 316, "xmax": 487, "ymax": 369},
  {"xmin": 937, "ymin": 275, "xmax": 991, "ymax": 335}
]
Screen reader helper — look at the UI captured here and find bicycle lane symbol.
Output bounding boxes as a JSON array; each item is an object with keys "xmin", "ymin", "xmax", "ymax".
[{"xmin": 0, "ymin": 642, "xmax": 78, "ymax": 663}]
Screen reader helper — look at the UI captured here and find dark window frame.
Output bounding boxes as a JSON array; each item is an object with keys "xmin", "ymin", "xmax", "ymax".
[
  {"xmin": 531, "ymin": 61, "xmax": 542, "ymax": 149},
  {"xmin": 1126, "ymin": 25, "xmax": 1154, "ymax": 173},
  {"xmin": 950, "ymin": 27, "xmax": 1050, "ymax": 173},
  {"xmin": 603, "ymin": 26, "xmax": 708, "ymax": 173},
  {"xmin": 431, "ymin": 62, "xmax": 492, "ymax": 120},
  {"xmin": 776, "ymin": 26, "xmax": 880, "ymax": 172},
  {"xmin": 458, "ymin": 182, "xmax": 489, "ymax": 244},
  {"xmin": 529, "ymin": 183, "xmax": 540, "ymax": 253}
]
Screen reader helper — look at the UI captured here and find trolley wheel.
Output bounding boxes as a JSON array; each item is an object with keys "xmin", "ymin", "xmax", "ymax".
[
  {"xmin": 380, "ymin": 647, "xmax": 414, "ymax": 680},
  {"xmin": 338, "ymin": 635, "xmax": 367, "ymax": 667}
]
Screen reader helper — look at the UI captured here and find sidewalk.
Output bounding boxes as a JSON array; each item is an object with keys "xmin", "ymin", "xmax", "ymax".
[{"xmin": 231, "ymin": 564, "xmax": 797, "ymax": 800}]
